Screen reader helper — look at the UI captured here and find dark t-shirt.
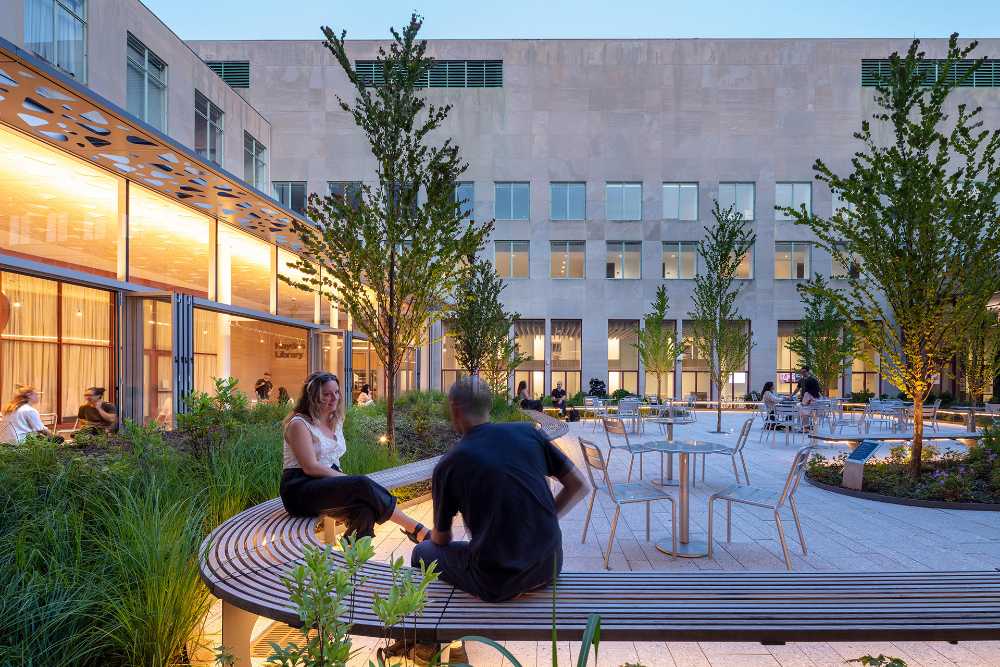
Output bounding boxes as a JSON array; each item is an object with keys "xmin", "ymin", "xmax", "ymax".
[
  {"xmin": 255, "ymin": 378, "xmax": 272, "ymax": 399},
  {"xmin": 551, "ymin": 387, "xmax": 567, "ymax": 402},
  {"xmin": 78, "ymin": 402, "xmax": 116, "ymax": 428},
  {"xmin": 432, "ymin": 422, "xmax": 573, "ymax": 601}
]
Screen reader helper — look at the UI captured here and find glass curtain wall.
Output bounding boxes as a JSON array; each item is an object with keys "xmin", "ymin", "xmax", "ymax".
[
  {"xmin": 143, "ymin": 300, "xmax": 172, "ymax": 425},
  {"xmin": 277, "ymin": 249, "xmax": 317, "ymax": 322},
  {"xmin": 852, "ymin": 340, "xmax": 880, "ymax": 395},
  {"xmin": 514, "ymin": 319, "xmax": 545, "ymax": 399},
  {"xmin": 217, "ymin": 224, "xmax": 272, "ymax": 312},
  {"xmin": 0, "ymin": 272, "xmax": 113, "ymax": 423},
  {"xmin": 0, "ymin": 124, "xmax": 121, "ymax": 277},
  {"xmin": 607, "ymin": 320, "xmax": 639, "ymax": 395},
  {"xmin": 681, "ymin": 321, "xmax": 711, "ymax": 401},
  {"xmin": 351, "ymin": 337, "xmax": 384, "ymax": 402},
  {"xmin": 440, "ymin": 322, "xmax": 466, "ymax": 391},
  {"xmin": 193, "ymin": 309, "xmax": 308, "ymax": 402},
  {"xmin": 550, "ymin": 319, "xmax": 581, "ymax": 397},
  {"xmin": 129, "ymin": 185, "xmax": 212, "ymax": 297}
]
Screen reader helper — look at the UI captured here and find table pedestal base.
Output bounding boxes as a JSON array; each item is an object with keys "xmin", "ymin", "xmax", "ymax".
[{"xmin": 656, "ymin": 538, "xmax": 709, "ymax": 558}]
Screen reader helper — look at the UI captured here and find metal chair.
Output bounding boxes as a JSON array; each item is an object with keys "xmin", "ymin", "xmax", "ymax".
[
  {"xmin": 587, "ymin": 397, "xmax": 608, "ymax": 432},
  {"xmin": 712, "ymin": 417, "xmax": 753, "ymax": 485},
  {"xmin": 925, "ymin": 398, "xmax": 941, "ymax": 432},
  {"xmin": 617, "ymin": 397, "xmax": 643, "ymax": 433},
  {"xmin": 579, "ymin": 438, "xmax": 677, "ymax": 570},
  {"xmin": 602, "ymin": 417, "xmax": 654, "ymax": 481},
  {"xmin": 707, "ymin": 445, "xmax": 814, "ymax": 571},
  {"xmin": 771, "ymin": 403, "xmax": 801, "ymax": 446}
]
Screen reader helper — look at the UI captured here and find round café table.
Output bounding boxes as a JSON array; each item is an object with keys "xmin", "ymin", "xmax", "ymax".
[
  {"xmin": 647, "ymin": 439, "xmax": 731, "ymax": 558},
  {"xmin": 644, "ymin": 415, "xmax": 696, "ymax": 486}
]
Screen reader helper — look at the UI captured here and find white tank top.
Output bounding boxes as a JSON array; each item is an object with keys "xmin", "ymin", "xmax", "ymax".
[{"xmin": 282, "ymin": 415, "xmax": 347, "ymax": 471}]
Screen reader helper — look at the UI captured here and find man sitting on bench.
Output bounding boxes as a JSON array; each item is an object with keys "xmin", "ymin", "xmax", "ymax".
[{"xmin": 406, "ymin": 377, "xmax": 587, "ymax": 661}]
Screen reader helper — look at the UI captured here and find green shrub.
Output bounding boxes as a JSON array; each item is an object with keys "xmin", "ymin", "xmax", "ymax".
[
  {"xmin": 850, "ymin": 390, "xmax": 874, "ymax": 403},
  {"xmin": 568, "ymin": 391, "xmax": 586, "ymax": 407},
  {"xmin": 611, "ymin": 388, "xmax": 633, "ymax": 401}
]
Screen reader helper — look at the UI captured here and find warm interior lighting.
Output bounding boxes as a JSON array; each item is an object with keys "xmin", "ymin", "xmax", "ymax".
[
  {"xmin": 0, "ymin": 124, "xmax": 119, "ymax": 275},
  {"xmin": 129, "ymin": 185, "xmax": 211, "ymax": 295}
]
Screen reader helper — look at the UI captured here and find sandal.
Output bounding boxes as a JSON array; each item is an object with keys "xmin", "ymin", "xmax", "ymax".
[{"xmin": 401, "ymin": 522, "xmax": 430, "ymax": 544}]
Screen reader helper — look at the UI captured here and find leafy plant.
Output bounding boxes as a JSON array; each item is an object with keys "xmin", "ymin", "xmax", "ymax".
[
  {"xmin": 610, "ymin": 388, "xmax": 633, "ymax": 402},
  {"xmin": 785, "ymin": 34, "xmax": 1000, "ymax": 477},
  {"xmin": 287, "ymin": 14, "xmax": 493, "ymax": 454},
  {"xmin": 848, "ymin": 656, "xmax": 908, "ymax": 667},
  {"xmin": 785, "ymin": 275, "xmax": 859, "ymax": 395},
  {"xmin": 588, "ymin": 378, "xmax": 608, "ymax": 398},
  {"xmin": 688, "ymin": 200, "xmax": 756, "ymax": 432},
  {"xmin": 482, "ymin": 333, "xmax": 530, "ymax": 398},
  {"xmin": 634, "ymin": 286, "xmax": 683, "ymax": 401},
  {"xmin": 963, "ymin": 309, "xmax": 1000, "ymax": 406}
]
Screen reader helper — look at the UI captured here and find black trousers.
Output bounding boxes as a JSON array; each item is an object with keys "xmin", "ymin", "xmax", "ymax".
[
  {"xmin": 411, "ymin": 540, "xmax": 561, "ymax": 603},
  {"xmin": 280, "ymin": 468, "xmax": 397, "ymax": 539}
]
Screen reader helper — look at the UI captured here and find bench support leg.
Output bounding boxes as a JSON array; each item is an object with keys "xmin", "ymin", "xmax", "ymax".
[
  {"xmin": 322, "ymin": 515, "xmax": 339, "ymax": 545},
  {"xmin": 222, "ymin": 600, "xmax": 257, "ymax": 667}
]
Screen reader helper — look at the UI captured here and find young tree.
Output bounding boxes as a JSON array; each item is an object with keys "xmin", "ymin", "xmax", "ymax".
[
  {"xmin": 287, "ymin": 15, "xmax": 492, "ymax": 452},
  {"xmin": 449, "ymin": 259, "xmax": 520, "ymax": 379},
  {"xmin": 688, "ymin": 201, "xmax": 756, "ymax": 432},
  {"xmin": 482, "ymin": 336, "xmax": 530, "ymax": 398},
  {"xmin": 963, "ymin": 310, "xmax": 1000, "ymax": 406},
  {"xmin": 785, "ymin": 275, "xmax": 859, "ymax": 396},
  {"xmin": 784, "ymin": 35, "xmax": 1000, "ymax": 477},
  {"xmin": 634, "ymin": 285, "xmax": 684, "ymax": 401}
]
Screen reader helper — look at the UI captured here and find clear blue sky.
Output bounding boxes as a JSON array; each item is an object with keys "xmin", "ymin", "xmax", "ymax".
[{"xmin": 143, "ymin": 0, "xmax": 1000, "ymax": 41}]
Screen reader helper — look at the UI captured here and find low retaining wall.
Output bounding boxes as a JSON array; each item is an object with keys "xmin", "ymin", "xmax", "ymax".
[{"xmin": 806, "ymin": 476, "xmax": 1000, "ymax": 511}]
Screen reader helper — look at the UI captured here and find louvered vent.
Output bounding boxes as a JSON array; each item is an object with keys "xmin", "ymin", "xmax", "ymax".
[
  {"xmin": 862, "ymin": 58, "xmax": 999, "ymax": 87},
  {"xmin": 355, "ymin": 60, "xmax": 503, "ymax": 88},
  {"xmin": 206, "ymin": 61, "xmax": 250, "ymax": 88}
]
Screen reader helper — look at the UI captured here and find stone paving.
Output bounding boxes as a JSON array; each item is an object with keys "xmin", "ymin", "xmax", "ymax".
[{"xmin": 215, "ymin": 411, "xmax": 1000, "ymax": 666}]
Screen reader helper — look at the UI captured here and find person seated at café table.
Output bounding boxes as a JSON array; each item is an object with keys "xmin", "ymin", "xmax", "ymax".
[
  {"xmin": 799, "ymin": 376, "xmax": 823, "ymax": 430},
  {"xmin": 516, "ymin": 380, "xmax": 542, "ymax": 411},
  {"xmin": 550, "ymin": 381, "xmax": 568, "ymax": 416},
  {"xmin": 760, "ymin": 381, "xmax": 779, "ymax": 429},
  {"xmin": 355, "ymin": 383, "xmax": 374, "ymax": 406},
  {"xmin": 0, "ymin": 385, "xmax": 57, "ymax": 444},
  {"xmin": 76, "ymin": 387, "xmax": 117, "ymax": 435}
]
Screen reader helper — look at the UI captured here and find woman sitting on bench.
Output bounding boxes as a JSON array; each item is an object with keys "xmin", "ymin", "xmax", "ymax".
[{"xmin": 279, "ymin": 371, "xmax": 429, "ymax": 542}]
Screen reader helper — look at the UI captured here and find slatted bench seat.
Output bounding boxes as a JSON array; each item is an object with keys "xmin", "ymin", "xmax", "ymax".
[{"xmin": 200, "ymin": 414, "xmax": 1000, "ymax": 666}]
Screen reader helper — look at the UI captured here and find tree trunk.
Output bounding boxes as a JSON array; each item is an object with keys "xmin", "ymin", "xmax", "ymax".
[
  {"xmin": 385, "ymin": 361, "xmax": 396, "ymax": 457},
  {"xmin": 656, "ymin": 371, "xmax": 663, "ymax": 401},
  {"xmin": 909, "ymin": 397, "xmax": 924, "ymax": 479},
  {"xmin": 715, "ymin": 379, "xmax": 723, "ymax": 432}
]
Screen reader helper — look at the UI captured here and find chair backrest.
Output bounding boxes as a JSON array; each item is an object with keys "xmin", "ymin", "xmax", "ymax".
[
  {"xmin": 733, "ymin": 417, "xmax": 753, "ymax": 454},
  {"xmin": 39, "ymin": 412, "xmax": 57, "ymax": 429},
  {"xmin": 775, "ymin": 403, "xmax": 799, "ymax": 418},
  {"xmin": 927, "ymin": 398, "xmax": 941, "ymax": 416},
  {"xmin": 778, "ymin": 445, "xmax": 815, "ymax": 504},
  {"xmin": 578, "ymin": 437, "xmax": 617, "ymax": 503},
  {"xmin": 584, "ymin": 396, "xmax": 595, "ymax": 408},
  {"xmin": 618, "ymin": 398, "xmax": 639, "ymax": 416},
  {"xmin": 602, "ymin": 417, "xmax": 630, "ymax": 450}
]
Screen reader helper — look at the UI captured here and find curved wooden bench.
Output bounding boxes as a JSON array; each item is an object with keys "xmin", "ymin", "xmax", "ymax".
[{"xmin": 200, "ymin": 416, "xmax": 1000, "ymax": 666}]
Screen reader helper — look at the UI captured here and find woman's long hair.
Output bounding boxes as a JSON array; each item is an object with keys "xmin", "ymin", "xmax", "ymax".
[
  {"xmin": 4, "ymin": 385, "xmax": 36, "ymax": 416},
  {"xmin": 285, "ymin": 372, "xmax": 345, "ymax": 428},
  {"xmin": 761, "ymin": 381, "xmax": 774, "ymax": 395},
  {"xmin": 516, "ymin": 380, "xmax": 527, "ymax": 395}
]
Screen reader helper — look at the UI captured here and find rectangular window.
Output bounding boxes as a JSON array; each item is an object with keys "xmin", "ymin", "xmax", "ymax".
[
  {"xmin": 455, "ymin": 181, "xmax": 474, "ymax": 220},
  {"xmin": 776, "ymin": 321, "xmax": 801, "ymax": 395},
  {"xmin": 605, "ymin": 241, "xmax": 641, "ymax": 279},
  {"xmin": 194, "ymin": 90, "xmax": 224, "ymax": 165},
  {"xmin": 126, "ymin": 33, "xmax": 166, "ymax": 131},
  {"xmin": 718, "ymin": 182, "xmax": 755, "ymax": 220},
  {"xmin": 735, "ymin": 245, "xmax": 754, "ymax": 280},
  {"xmin": 25, "ymin": 0, "xmax": 87, "ymax": 82},
  {"xmin": 831, "ymin": 242, "xmax": 862, "ymax": 280},
  {"xmin": 329, "ymin": 181, "xmax": 363, "ymax": 210},
  {"xmin": 852, "ymin": 339, "xmax": 880, "ymax": 395},
  {"xmin": 606, "ymin": 182, "xmax": 642, "ymax": 221},
  {"xmin": 514, "ymin": 319, "xmax": 545, "ymax": 399},
  {"xmin": 440, "ymin": 321, "xmax": 468, "ymax": 391},
  {"xmin": 551, "ymin": 319, "xmax": 582, "ymax": 397},
  {"xmin": 775, "ymin": 182, "xmax": 812, "ymax": 220},
  {"xmin": 662, "ymin": 242, "xmax": 698, "ymax": 279},
  {"xmin": 608, "ymin": 320, "xmax": 639, "ymax": 395},
  {"xmin": 775, "ymin": 242, "xmax": 810, "ymax": 280},
  {"xmin": 0, "ymin": 124, "xmax": 121, "ymax": 278},
  {"xmin": 662, "ymin": 183, "xmax": 698, "ymax": 221},
  {"xmin": 495, "ymin": 182, "xmax": 529, "ymax": 220},
  {"xmin": 550, "ymin": 182, "xmax": 586, "ymax": 221},
  {"xmin": 1, "ymin": 272, "xmax": 113, "ymax": 423},
  {"xmin": 217, "ymin": 224, "xmax": 273, "ymax": 312},
  {"xmin": 273, "ymin": 181, "xmax": 306, "ymax": 215},
  {"xmin": 129, "ymin": 185, "xmax": 212, "ymax": 297},
  {"xmin": 681, "ymin": 321, "xmax": 711, "ymax": 401},
  {"xmin": 243, "ymin": 132, "xmax": 268, "ymax": 191},
  {"xmin": 550, "ymin": 241, "xmax": 585, "ymax": 279},
  {"xmin": 495, "ymin": 240, "xmax": 529, "ymax": 279},
  {"xmin": 277, "ymin": 249, "xmax": 317, "ymax": 322}
]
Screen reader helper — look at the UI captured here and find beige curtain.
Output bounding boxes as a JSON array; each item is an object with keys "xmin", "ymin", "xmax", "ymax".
[
  {"xmin": 61, "ymin": 284, "xmax": 111, "ymax": 417},
  {"xmin": 1, "ymin": 273, "xmax": 59, "ymax": 415},
  {"xmin": 194, "ymin": 309, "xmax": 219, "ymax": 394}
]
